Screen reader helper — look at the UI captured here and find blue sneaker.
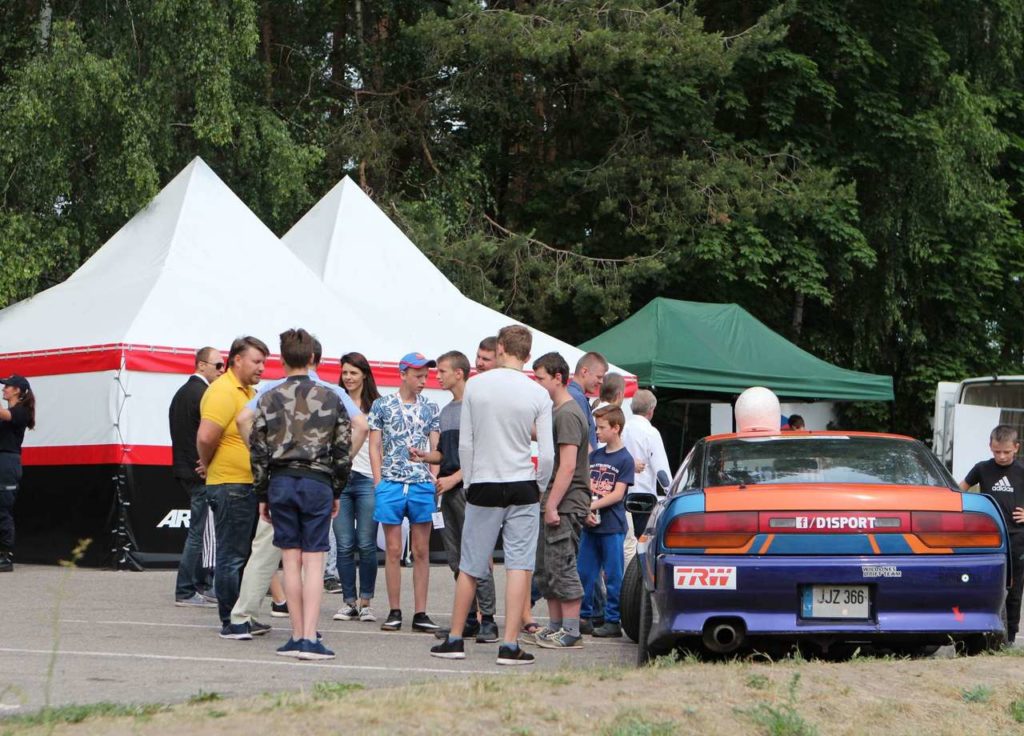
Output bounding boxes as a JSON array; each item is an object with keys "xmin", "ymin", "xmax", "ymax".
[
  {"xmin": 276, "ymin": 638, "xmax": 303, "ymax": 657},
  {"xmin": 296, "ymin": 639, "xmax": 336, "ymax": 661},
  {"xmin": 249, "ymin": 619, "xmax": 272, "ymax": 636},
  {"xmin": 219, "ymin": 622, "xmax": 252, "ymax": 640}
]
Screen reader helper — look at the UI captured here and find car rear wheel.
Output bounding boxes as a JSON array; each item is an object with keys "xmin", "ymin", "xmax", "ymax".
[
  {"xmin": 620, "ymin": 556, "xmax": 642, "ymax": 643},
  {"xmin": 637, "ymin": 584, "xmax": 654, "ymax": 666}
]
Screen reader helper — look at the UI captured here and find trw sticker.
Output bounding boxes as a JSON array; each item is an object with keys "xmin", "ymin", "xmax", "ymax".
[{"xmin": 674, "ymin": 566, "xmax": 737, "ymax": 590}]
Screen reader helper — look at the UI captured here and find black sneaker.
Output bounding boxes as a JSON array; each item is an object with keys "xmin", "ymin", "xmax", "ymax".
[
  {"xmin": 323, "ymin": 577, "xmax": 342, "ymax": 594},
  {"xmin": 249, "ymin": 619, "xmax": 272, "ymax": 636},
  {"xmin": 463, "ymin": 617, "xmax": 481, "ymax": 638},
  {"xmin": 271, "ymin": 600, "xmax": 289, "ymax": 618},
  {"xmin": 412, "ymin": 612, "xmax": 440, "ymax": 632},
  {"xmin": 496, "ymin": 644, "xmax": 534, "ymax": 666},
  {"xmin": 476, "ymin": 619, "xmax": 500, "ymax": 643},
  {"xmin": 219, "ymin": 622, "xmax": 252, "ymax": 640},
  {"xmin": 0, "ymin": 554, "xmax": 12, "ymax": 573},
  {"xmin": 579, "ymin": 618, "xmax": 594, "ymax": 635},
  {"xmin": 592, "ymin": 621, "xmax": 622, "ymax": 638},
  {"xmin": 430, "ymin": 637, "xmax": 466, "ymax": 660},
  {"xmin": 381, "ymin": 609, "xmax": 402, "ymax": 631}
]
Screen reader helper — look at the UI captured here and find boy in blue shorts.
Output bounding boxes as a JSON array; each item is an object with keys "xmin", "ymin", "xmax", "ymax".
[
  {"xmin": 250, "ymin": 328, "xmax": 352, "ymax": 660},
  {"xmin": 578, "ymin": 405, "xmax": 635, "ymax": 638},
  {"xmin": 369, "ymin": 352, "xmax": 441, "ymax": 632}
]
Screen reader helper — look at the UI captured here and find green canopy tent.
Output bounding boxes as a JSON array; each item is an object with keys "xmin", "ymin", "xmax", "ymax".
[{"xmin": 579, "ymin": 298, "xmax": 893, "ymax": 401}]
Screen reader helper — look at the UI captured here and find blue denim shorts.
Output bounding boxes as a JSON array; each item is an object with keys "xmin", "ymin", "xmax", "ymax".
[
  {"xmin": 268, "ymin": 474, "xmax": 334, "ymax": 552},
  {"xmin": 373, "ymin": 480, "xmax": 435, "ymax": 525}
]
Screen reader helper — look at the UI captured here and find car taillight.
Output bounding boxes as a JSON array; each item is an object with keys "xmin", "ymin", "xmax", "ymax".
[
  {"xmin": 663, "ymin": 512, "xmax": 758, "ymax": 549},
  {"xmin": 911, "ymin": 511, "xmax": 1002, "ymax": 548}
]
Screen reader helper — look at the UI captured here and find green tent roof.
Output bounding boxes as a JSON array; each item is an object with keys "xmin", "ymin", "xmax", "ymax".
[{"xmin": 579, "ymin": 298, "xmax": 893, "ymax": 401}]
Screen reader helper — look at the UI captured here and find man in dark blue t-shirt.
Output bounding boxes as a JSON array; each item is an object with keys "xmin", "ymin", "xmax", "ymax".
[
  {"xmin": 579, "ymin": 405, "xmax": 635, "ymax": 638},
  {"xmin": 961, "ymin": 424, "xmax": 1024, "ymax": 643}
]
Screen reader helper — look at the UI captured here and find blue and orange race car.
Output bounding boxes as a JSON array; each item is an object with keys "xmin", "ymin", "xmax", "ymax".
[{"xmin": 620, "ymin": 431, "xmax": 1010, "ymax": 662}]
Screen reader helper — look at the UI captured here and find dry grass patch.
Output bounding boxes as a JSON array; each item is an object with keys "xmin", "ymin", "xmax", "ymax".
[{"xmin": 5, "ymin": 653, "xmax": 1024, "ymax": 735}]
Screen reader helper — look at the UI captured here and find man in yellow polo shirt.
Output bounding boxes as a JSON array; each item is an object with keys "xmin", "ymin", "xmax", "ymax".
[{"xmin": 197, "ymin": 335, "xmax": 269, "ymax": 639}]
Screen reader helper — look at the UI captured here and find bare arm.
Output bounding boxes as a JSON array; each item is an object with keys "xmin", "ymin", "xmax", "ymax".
[
  {"xmin": 544, "ymin": 444, "xmax": 578, "ymax": 526},
  {"xmin": 369, "ymin": 430, "xmax": 383, "ymax": 486},
  {"xmin": 534, "ymin": 404, "xmax": 554, "ymax": 493},
  {"xmin": 196, "ymin": 419, "xmax": 224, "ymax": 477},
  {"xmin": 0, "ymin": 406, "xmax": 12, "ymax": 422},
  {"xmin": 592, "ymin": 481, "xmax": 628, "ymax": 510},
  {"xmin": 959, "ymin": 480, "xmax": 970, "ymax": 491},
  {"xmin": 236, "ymin": 407, "xmax": 255, "ymax": 445},
  {"xmin": 349, "ymin": 414, "xmax": 368, "ymax": 459}
]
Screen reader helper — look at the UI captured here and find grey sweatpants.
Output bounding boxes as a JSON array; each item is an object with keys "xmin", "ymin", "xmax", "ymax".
[{"xmin": 440, "ymin": 485, "xmax": 496, "ymax": 616}]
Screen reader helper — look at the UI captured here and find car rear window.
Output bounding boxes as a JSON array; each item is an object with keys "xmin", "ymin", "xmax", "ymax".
[{"xmin": 704, "ymin": 436, "xmax": 947, "ymax": 487}]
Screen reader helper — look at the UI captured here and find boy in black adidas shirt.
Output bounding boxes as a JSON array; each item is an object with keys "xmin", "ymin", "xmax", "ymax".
[{"xmin": 960, "ymin": 424, "xmax": 1024, "ymax": 642}]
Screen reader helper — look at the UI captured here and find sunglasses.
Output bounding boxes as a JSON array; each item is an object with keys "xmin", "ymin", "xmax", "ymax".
[{"xmin": 202, "ymin": 360, "xmax": 225, "ymax": 370}]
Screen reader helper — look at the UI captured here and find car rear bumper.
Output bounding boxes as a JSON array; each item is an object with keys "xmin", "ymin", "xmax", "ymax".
[{"xmin": 649, "ymin": 553, "xmax": 1007, "ymax": 642}]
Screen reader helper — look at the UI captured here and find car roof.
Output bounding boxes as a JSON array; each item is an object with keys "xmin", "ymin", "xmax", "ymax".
[{"xmin": 704, "ymin": 430, "xmax": 918, "ymax": 443}]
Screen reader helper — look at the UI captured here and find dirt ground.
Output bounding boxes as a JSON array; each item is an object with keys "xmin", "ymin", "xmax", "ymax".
[{"xmin": 6, "ymin": 650, "xmax": 1024, "ymax": 736}]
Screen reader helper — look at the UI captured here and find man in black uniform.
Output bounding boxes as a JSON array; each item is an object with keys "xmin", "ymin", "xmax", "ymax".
[
  {"xmin": 170, "ymin": 347, "xmax": 225, "ymax": 605},
  {"xmin": 961, "ymin": 424, "xmax": 1024, "ymax": 643}
]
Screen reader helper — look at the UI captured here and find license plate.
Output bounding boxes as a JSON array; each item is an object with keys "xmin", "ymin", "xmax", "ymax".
[{"xmin": 801, "ymin": 585, "xmax": 870, "ymax": 619}]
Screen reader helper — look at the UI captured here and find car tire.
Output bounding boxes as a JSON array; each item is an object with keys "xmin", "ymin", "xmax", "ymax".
[
  {"xmin": 620, "ymin": 556, "xmax": 642, "ymax": 643},
  {"xmin": 637, "ymin": 584, "xmax": 654, "ymax": 666},
  {"xmin": 958, "ymin": 601, "xmax": 1008, "ymax": 656}
]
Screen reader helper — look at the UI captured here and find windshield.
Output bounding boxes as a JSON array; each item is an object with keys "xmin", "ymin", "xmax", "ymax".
[{"xmin": 704, "ymin": 436, "xmax": 948, "ymax": 487}]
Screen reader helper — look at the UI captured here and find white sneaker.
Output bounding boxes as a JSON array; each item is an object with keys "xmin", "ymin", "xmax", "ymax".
[
  {"xmin": 333, "ymin": 604, "xmax": 359, "ymax": 621},
  {"xmin": 359, "ymin": 605, "xmax": 377, "ymax": 622}
]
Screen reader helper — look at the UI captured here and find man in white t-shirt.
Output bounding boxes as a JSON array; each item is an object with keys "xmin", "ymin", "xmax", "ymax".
[
  {"xmin": 621, "ymin": 389, "xmax": 670, "ymax": 560},
  {"xmin": 430, "ymin": 325, "xmax": 554, "ymax": 665}
]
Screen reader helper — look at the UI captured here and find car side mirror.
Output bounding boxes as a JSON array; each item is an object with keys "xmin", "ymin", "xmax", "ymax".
[{"xmin": 625, "ymin": 492, "xmax": 658, "ymax": 514}]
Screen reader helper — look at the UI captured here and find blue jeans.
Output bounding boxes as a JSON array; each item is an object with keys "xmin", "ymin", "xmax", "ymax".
[
  {"xmin": 325, "ymin": 526, "xmax": 339, "ymax": 579},
  {"xmin": 174, "ymin": 481, "xmax": 212, "ymax": 600},
  {"xmin": 207, "ymin": 483, "xmax": 258, "ymax": 625},
  {"xmin": 578, "ymin": 531, "xmax": 625, "ymax": 624},
  {"xmin": 332, "ymin": 472, "xmax": 378, "ymax": 602}
]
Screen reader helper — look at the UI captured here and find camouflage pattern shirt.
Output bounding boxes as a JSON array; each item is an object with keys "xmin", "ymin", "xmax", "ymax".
[{"xmin": 250, "ymin": 375, "xmax": 352, "ymax": 499}]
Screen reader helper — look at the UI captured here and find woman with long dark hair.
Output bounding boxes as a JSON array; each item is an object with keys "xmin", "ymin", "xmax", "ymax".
[
  {"xmin": 0, "ymin": 374, "xmax": 35, "ymax": 572},
  {"xmin": 331, "ymin": 352, "xmax": 382, "ymax": 621}
]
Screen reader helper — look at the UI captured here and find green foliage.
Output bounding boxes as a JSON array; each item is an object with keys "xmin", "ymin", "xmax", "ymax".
[
  {"xmin": 187, "ymin": 691, "xmax": 222, "ymax": 704},
  {"xmin": 961, "ymin": 685, "xmax": 993, "ymax": 703},
  {"xmin": 739, "ymin": 673, "xmax": 818, "ymax": 736},
  {"xmin": 6, "ymin": 702, "xmax": 166, "ymax": 726},
  {"xmin": 1009, "ymin": 696, "xmax": 1024, "ymax": 722},
  {"xmin": 310, "ymin": 682, "xmax": 363, "ymax": 700},
  {"xmin": 2, "ymin": 0, "xmax": 1024, "ymax": 436},
  {"xmin": 600, "ymin": 708, "xmax": 680, "ymax": 736}
]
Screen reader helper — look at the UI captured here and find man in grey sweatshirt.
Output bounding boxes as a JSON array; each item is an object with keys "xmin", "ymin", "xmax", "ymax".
[{"xmin": 430, "ymin": 325, "xmax": 554, "ymax": 665}]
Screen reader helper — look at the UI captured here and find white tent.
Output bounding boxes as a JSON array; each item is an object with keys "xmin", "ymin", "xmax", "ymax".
[
  {"xmin": 0, "ymin": 158, "xmax": 407, "ymax": 562},
  {"xmin": 283, "ymin": 176, "xmax": 635, "ymax": 387}
]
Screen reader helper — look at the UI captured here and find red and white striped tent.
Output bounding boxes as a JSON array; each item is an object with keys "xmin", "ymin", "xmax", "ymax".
[{"xmin": 0, "ymin": 158, "xmax": 408, "ymax": 564}]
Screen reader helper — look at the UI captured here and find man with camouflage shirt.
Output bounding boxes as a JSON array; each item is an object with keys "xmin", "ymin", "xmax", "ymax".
[{"xmin": 250, "ymin": 328, "xmax": 352, "ymax": 661}]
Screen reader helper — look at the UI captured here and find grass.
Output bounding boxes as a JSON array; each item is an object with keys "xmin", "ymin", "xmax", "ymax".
[
  {"xmin": 1009, "ymin": 697, "xmax": 1024, "ymax": 723},
  {"xmin": 311, "ymin": 682, "xmax": 363, "ymax": 701},
  {"xmin": 9, "ymin": 646, "xmax": 1024, "ymax": 736},
  {"xmin": 4, "ymin": 702, "xmax": 166, "ymax": 727},
  {"xmin": 186, "ymin": 691, "xmax": 221, "ymax": 704},
  {"xmin": 962, "ymin": 685, "xmax": 993, "ymax": 703},
  {"xmin": 600, "ymin": 709, "xmax": 679, "ymax": 736},
  {"xmin": 738, "ymin": 673, "xmax": 818, "ymax": 736}
]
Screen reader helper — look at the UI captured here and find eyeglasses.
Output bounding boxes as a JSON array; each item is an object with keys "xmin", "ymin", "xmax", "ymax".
[{"xmin": 201, "ymin": 360, "xmax": 225, "ymax": 371}]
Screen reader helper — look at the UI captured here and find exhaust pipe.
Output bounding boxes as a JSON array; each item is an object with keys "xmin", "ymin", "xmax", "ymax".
[{"xmin": 702, "ymin": 619, "xmax": 745, "ymax": 653}]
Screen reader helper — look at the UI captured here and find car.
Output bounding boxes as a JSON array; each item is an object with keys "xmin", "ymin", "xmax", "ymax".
[{"xmin": 620, "ymin": 431, "xmax": 1009, "ymax": 663}]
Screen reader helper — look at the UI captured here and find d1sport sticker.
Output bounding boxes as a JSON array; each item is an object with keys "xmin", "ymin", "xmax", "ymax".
[{"xmin": 674, "ymin": 566, "xmax": 737, "ymax": 590}]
